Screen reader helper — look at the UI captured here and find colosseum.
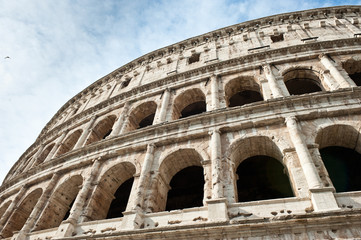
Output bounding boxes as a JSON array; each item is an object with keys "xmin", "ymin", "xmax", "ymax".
[{"xmin": 1, "ymin": 5, "xmax": 361, "ymax": 240}]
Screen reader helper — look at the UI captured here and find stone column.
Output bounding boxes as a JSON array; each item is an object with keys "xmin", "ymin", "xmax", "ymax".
[
  {"xmin": 285, "ymin": 116, "xmax": 321, "ymax": 189},
  {"xmin": 319, "ymin": 53, "xmax": 355, "ymax": 89},
  {"xmin": 154, "ymin": 89, "xmax": 171, "ymax": 123},
  {"xmin": 15, "ymin": 173, "xmax": 60, "ymax": 240},
  {"xmin": 285, "ymin": 116, "xmax": 339, "ymax": 211},
  {"xmin": 121, "ymin": 144, "xmax": 155, "ymax": 230},
  {"xmin": 133, "ymin": 144, "xmax": 155, "ymax": 210},
  {"xmin": 210, "ymin": 75, "xmax": 220, "ymax": 110},
  {"xmin": 55, "ymin": 159, "xmax": 102, "ymax": 237},
  {"xmin": 209, "ymin": 128, "xmax": 223, "ymax": 199},
  {"xmin": 110, "ymin": 102, "xmax": 130, "ymax": 136},
  {"xmin": 263, "ymin": 64, "xmax": 284, "ymax": 98},
  {"xmin": 206, "ymin": 129, "xmax": 228, "ymax": 222},
  {"xmin": 44, "ymin": 131, "xmax": 68, "ymax": 162},
  {"xmin": 0, "ymin": 185, "xmax": 28, "ymax": 232},
  {"xmin": 74, "ymin": 116, "xmax": 97, "ymax": 149}
]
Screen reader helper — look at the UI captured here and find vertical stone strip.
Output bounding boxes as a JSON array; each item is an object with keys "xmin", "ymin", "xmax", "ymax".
[
  {"xmin": 263, "ymin": 64, "xmax": 284, "ymax": 98},
  {"xmin": 109, "ymin": 102, "xmax": 130, "ymax": 137},
  {"xmin": 210, "ymin": 75, "xmax": 220, "ymax": 110},
  {"xmin": 74, "ymin": 116, "xmax": 97, "ymax": 149},
  {"xmin": 156, "ymin": 89, "xmax": 171, "ymax": 123},
  {"xmin": 209, "ymin": 128, "xmax": 223, "ymax": 199},
  {"xmin": 285, "ymin": 116, "xmax": 321, "ymax": 189},
  {"xmin": 0, "ymin": 185, "xmax": 28, "ymax": 232},
  {"xmin": 44, "ymin": 131, "xmax": 68, "ymax": 162},
  {"xmin": 16, "ymin": 173, "xmax": 60, "ymax": 240},
  {"xmin": 133, "ymin": 144, "xmax": 155, "ymax": 210},
  {"xmin": 319, "ymin": 53, "xmax": 355, "ymax": 89}
]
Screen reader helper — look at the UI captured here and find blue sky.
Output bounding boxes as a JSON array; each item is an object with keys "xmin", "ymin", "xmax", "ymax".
[{"xmin": 0, "ymin": 0, "xmax": 360, "ymax": 183}]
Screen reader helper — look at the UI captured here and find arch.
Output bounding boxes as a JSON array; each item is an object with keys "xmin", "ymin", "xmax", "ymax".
[
  {"xmin": 126, "ymin": 101, "xmax": 157, "ymax": 131},
  {"xmin": 316, "ymin": 124, "xmax": 361, "ymax": 192},
  {"xmin": 283, "ymin": 67, "xmax": 324, "ymax": 95},
  {"xmin": 228, "ymin": 136, "xmax": 293, "ymax": 202},
  {"xmin": 85, "ymin": 115, "xmax": 116, "ymax": 145},
  {"xmin": 2, "ymin": 188, "xmax": 43, "ymax": 238},
  {"xmin": 33, "ymin": 143, "xmax": 55, "ymax": 167},
  {"xmin": 55, "ymin": 129, "xmax": 82, "ymax": 157},
  {"xmin": 34, "ymin": 175, "xmax": 83, "ymax": 231},
  {"xmin": 342, "ymin": 57, "xmax": 361, "ymax": 86},
  {"xmin": 155, "ymin": 148, "xmax": 204, "ymax": 212},
  {"xmin": 224, "ymin": 77, "xmax": 263, "ymax": 107},
  {"xmin": 85, "ymin": 162, "xmax": 136, "ymax": 221},
  {"xmin": 172, "ymin": 88, "xmax": 206, "ymax": 120}
]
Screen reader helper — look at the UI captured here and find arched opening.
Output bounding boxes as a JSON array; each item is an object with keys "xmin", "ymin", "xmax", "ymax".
[
  {"xmin": 236, "ymin": 156, "xmax": 293, "ymax": 202},
  {"xmin": 126, "ymin": 101, "xmax": 157, "ymax": 131},
  {"xmin": 283, "ymin": 68, "xmax": 323, "ymax": 95},
  {"xmin": 84, "ymin": 162, "xmax": 135, "ymax": 221},
  {"xmin": 2, "ymin": 189, "xmax": 43, "ymax": 238},
  {"xmin": 34, "ymin": 175, "xmax": 83, "ymax": 231},
  {"xmin": 320, "ymin": 147, "xmax": 361, "ymax": 192},
  {"xmin": 224, "ymin": 77, "xmax": 263, "ymax": 107},
  {"xmin": 229, "ymin": 136, "xmax": 294, "ymax": 202},
  {"xmin": 172, "ymin": 89, "xmax": 206, "ymax": 120},
  {"xmin": 106, "ymin": 177, "xmax": 134, "ymax": 219},
  {"xmin": 85, "ymin": 115, "xmax": 116, "ymax": 145},
  {"xmin": 166, "ymin": 166, "xmax": 204, "ymax": 211},
  {"xmin": 342, "ymin": 58, "xmax": 361, "ymax": 86},
  {"xmin": 33, "ymin": 143, "xmax": 55, "ymax": 166},
  {"xmin": 316, "ymin": 124, "xmax": 361, "ymax": 193},
  {"xmin": 155, "ymin": 149, "xmax": 204, "ymax": 212},
  {"xmin": 55, "ymin": 130, "xmax": 82, "ymax": 157}
]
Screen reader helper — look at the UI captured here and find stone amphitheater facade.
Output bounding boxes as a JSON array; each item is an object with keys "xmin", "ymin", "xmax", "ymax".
[{"xmin": 2, "ymin": 5, "xmax": 361, "ymax": 240}]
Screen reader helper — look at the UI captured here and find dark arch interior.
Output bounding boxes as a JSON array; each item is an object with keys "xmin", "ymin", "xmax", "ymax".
[
  {"xmin": 229, "ymin": 90, "xmax": 263, "ymax": 107},
  {"xmin": 106, "ymin": 177, "xmax": 134, "ymax": 219},
  {"xmin": 236, "ymin": 156, "xmax": 293, "ymax": 202},
  {"xmin": 62, "ymin": 199, "xmax": 75, "ymax": 221},
  {"xmin": 349, "ymin": 72, "xmax": 361, "ymax": 86},
  {"xmin": 102, "ymin": 129, "xmax": 112, "ymax": 139},
  {"xmin": 180, "ymin": 101, "xmax": 206, "ymax": 118},
  {"xmin": 320, "ymin": 146, "xmax": 361, "ymax": 192},
  {"xmin": 138, "ymin": 113, "xmax": 155, "ymax": 129},
  {"xmin": 285, "ymin": 78, "xmax": 322, "ymax": 95},
  {"xmin": 166, "ymin": 166, "xmax": 204, "ymax": 211}
]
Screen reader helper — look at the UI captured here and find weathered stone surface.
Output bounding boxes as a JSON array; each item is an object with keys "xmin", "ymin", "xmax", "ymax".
[{"xmin": 1, "ymin": 5, "xmax": 361, "ymax": 240}]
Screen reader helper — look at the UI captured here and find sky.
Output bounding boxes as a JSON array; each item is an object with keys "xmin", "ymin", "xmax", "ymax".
[{"xmin": 0, "ymin": 0, "xmax": 360, "ymax": 184}]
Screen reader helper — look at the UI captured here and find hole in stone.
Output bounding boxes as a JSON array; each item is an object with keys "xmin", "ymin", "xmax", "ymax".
[
  {"xmin": 229, "ymin": 90, "xmax": 263, "ymax": 107},
  {"xmin": 188, "ymin": 53, "xmax": 200, "ymax": 64},
  {"xmin": 180, "ymin": 101, "xmax": 206, "ymax": 118},
  {"xmin": 106, "ymin": 177, "xmax": 134, "ymax": 219}
]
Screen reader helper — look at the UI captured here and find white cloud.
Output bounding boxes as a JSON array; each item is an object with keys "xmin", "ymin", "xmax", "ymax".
[{"xmin": 0, "ymin": 0, "xmax": 360, "ymax": 183}]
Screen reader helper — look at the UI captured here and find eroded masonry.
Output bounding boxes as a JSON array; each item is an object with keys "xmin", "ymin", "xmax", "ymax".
[{"xmin": 1, "ymin": 5, "xmax": 361, "ymax": 240}]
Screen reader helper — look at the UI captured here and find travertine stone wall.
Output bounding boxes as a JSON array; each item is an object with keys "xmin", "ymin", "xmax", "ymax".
[{"xmin": 1, "ymin": 5, "xmax": 361, "ymax": 240}]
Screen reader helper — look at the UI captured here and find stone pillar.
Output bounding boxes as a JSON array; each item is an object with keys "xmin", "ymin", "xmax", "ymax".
[
  {"xmin": 15, "ymin": 173, "xmax": 60, "ymax": 240},
  {"xmin": 44, "ymin": 131, "xmax": 68, "ymax": 162},
  {"xmin": 285, "ymin": 116, "xmax": 339, "ymax": 212},
  {"xmin": 74, "ymin": 116, "xmax": 97, "ymax": 149},
  {"xmin": 285, "ymin": 116, "xmax": 321, "ymax": 189},
  {"xmin": 319, "ymin": 53, "xmax": 355, "ymax": 89},
  {"xmin": 133, "ymin": 144, "xmax": 155, "ymax": 210},
  {"xmin": 121, "ymin": 144, "xmax": 155, "ymax": 230},
  {"xmin": 0, "ymin": 185, "xmax": 28, "ymax": 232},
  {"xmin": 263, "ymin": 64, "xmax": 284, "ymax": 98},
  {"xmin": 209, "ymin": 128, "xmax": 223, "ymax": 199},
  {"xmin": 206, "ymin": 129, "xmax": 228, "ymax": 222},
  {"xmin": 210, "ymin": 75, "xmax": 220, "ymax": 110},
  {"xmin": 154, "ymin": 89, "xmax": 171, "ymax": 123},
  {"xmin": 111, "ymin": 102, "xmax": 130, "ymax": 136},
  {"xmin": 55, "ymin": 159, "xmax": 102, "ymax": 238}
]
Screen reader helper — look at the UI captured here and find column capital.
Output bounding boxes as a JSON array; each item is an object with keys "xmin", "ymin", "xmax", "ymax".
[
  {"xmin": 318, "ymin": 53, "xmax": 327, "ymax": 60},
  {"xmin": 285, "ymin": 115, "xmax": 298, "ymax": 124}
]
